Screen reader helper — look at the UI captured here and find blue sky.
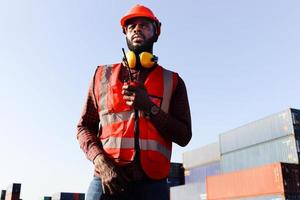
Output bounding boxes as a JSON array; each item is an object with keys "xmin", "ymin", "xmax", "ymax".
[{"xmin": 0, "ymin": 0, "xmax": 300, "ymax": 199}]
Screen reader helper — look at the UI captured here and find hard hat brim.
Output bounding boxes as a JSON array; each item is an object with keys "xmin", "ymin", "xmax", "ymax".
[{"xmin": 120, "ymin": 13, "xmax": 158, "ymax": 27}]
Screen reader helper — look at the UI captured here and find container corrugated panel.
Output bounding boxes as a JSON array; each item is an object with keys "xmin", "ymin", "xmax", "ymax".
[
  {"xmin": 220, "ymin": 108, "xmax": 300, "ymax": 154},
  {"xmin": 221, "ymin": 135, "xmax": 299, "ymax": 173},
  {"xmin": 206, "ymin": 163, "xmax": 300, "ymax": 200},
  {"xmin": 170, "ymin": 183, "xmax": 206, "ymax": 200},
  {"xmin": 1, "ymin": 191, "xmax": 6, "ymax": 200},
  {"xmin": 183, "ymin": 142, "xmax": 220, "ymax": 169},
  {"xmin": 185, "ymin": 161, "xmax": 221, "ymax": 194}
]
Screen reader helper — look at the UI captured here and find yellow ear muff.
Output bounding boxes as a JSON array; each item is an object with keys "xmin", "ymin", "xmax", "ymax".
[
  {"xmin": 126, "ymin": 51, "xmax": 136, "ymax": 69},
  {"xmin": 125, "ymin": 51, "xmax": 157, "ymax": 69},
  {"xmin": 139, "ymin": 52, "xmax": 156, "ymax": 68}
]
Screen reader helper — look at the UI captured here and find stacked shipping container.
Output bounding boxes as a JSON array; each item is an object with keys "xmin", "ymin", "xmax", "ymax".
[
  {"xmin": 184, "ymin": 142, "xmax": 221, "ymax": 195},
  {"xmin": 0, "ymin": 184, "xmax": 85, "ymax": 200},
  {"xmin": 170, "ymin": 183, "xmax": 206, "ymax": 200},
  {"xmin": 206, "ymin": 163, "xmax": 300, "ymax": 199},
  {"xmin": 1, "ymin": 191, "xmax": 6, "ymax": 200},
  {"xmin": 52, "ymin": 192, "xmax": 85, "ymax": 200},
  {"xmin": 220, "ymin": 108, "xmax": 300, "ymax": 173},
  {"xmin": 204, "ymin": 108, "xmax": 300, "ymax": 199},
  {"xmin": 170, "ymin": 108, "xmax": 300, "ymax": 199},
  {"xmin": 170, "ymin": 143, "xmax": 221, "ymax": 199},
  {"xmin": 4, "ymin": 183, "xmax": 21, "ymax": 200}
]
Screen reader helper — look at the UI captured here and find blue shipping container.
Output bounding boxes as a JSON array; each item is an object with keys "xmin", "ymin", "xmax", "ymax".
[
  {"xmin": 220, "ymin": 108, "xmax": 300, "ymax": 154},
  {"xmin": 221, "ymin": 135, "xmax": 299, "ymax": 173},
  {"xmin": 241, "ymin": 194, "xmax": 300, "ymax": 200},
  {"xmin": 185, "ymin": 161, "xmax": 220, "ymax": 194},
  {"xmin": 170, "ymin": 183, "xmax": 206, "ymax": 200}
]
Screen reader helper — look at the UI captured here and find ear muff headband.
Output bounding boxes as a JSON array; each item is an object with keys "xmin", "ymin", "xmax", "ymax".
[{"xmin": 125, "ymin": 51, "xmax": 158, "ymax": 69}]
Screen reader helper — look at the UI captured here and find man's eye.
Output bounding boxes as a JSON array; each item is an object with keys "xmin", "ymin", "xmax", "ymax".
[{"xmin": 127, "ymin": 25, "xmax": 135, "ymax": 30}]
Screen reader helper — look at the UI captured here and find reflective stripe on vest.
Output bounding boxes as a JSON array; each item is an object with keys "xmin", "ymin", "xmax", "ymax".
[
  {"xmin": 101, "ymin": 137, "xmax": 171, "ymax": 159},
  {"xmin": 99, "ymin": 65, "xmax": 112, "ymax": 116},
  {"xmin": 101, "ymin": 110, "xmax": 134, "ymax": 127}
]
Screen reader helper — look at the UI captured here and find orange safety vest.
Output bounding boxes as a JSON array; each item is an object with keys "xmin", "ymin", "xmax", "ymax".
[{"xmin": 93, "ymin": 63, "xmax": 178, "ymax": 179}]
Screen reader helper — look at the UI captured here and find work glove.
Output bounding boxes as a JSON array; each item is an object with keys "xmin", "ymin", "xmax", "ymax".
[
  {"xmin": 122, "ymin": 82, "xmax": 153, "ymax": 112},
  {"xmin": 94, "ymin": 154, "xmax": 129, "ymax": 195}
]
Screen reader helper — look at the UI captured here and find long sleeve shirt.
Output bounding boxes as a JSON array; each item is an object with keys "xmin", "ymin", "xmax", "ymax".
[{"xmin": 77, "ymin": 64, "xmax": 192, "ymax": 179}]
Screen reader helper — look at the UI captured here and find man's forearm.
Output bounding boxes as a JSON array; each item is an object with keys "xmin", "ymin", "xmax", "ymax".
[
  {"xmin": 149, "ymin": 76, "xmax": 192, "ymax": 146},
  {"xmin": 77, "ymin": 127, "xmax": 102, "ymax": 162},
  {"xmin": 77, "ymin": 78, "xmax": 102, "ymax": 162},
  {"xmin": 150, "ymin": 110, "xmax": 192, "ymax": 146}
]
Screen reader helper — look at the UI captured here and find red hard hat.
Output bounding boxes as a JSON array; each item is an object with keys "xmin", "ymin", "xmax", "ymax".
[{"xmin": 120, "ymin": 4, "xmax": 161, "ymax": 36}]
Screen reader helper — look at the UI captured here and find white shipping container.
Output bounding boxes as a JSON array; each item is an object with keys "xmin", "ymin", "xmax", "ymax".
[
  {"xmin": 183, "ymin": 142, "xmax": 220, "ymax": 169},
  {"xmin": 170, "ymin": 183, "xmax": 205, "ymax": 200},
  {"xmin": 220, "ymin": 108, "xmax": 300, "ymax": 154},
  {"xmin": 221, "ymin": 135, "xmax": 299, "ymax": 173},
  {"xmin": 241, "ymin": 194, "xmax": 300, "ymax": 200}
]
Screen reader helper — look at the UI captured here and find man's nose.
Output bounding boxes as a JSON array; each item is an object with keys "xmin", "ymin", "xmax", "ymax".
[{"xmin": 133, "ymin": 24, "xmax": 143, "ymax": 32}]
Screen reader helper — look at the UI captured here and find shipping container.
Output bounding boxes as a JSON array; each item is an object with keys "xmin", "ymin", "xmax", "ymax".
[
  {"xmin": 220, "ymin": 108, "xmax": 300, "ymax": 154},
  {"xmin": 4, "ymin": 193, "xmax": 20, "ymax": 200},
  {"xmin": 206, "ymin": 163, "xmax": 300, "ymax": 200},
  {"xmin": 183, "ymin": 142, "xmax": 220, "ymax": 169},
  {"xmin": 169, "ymin": 163, "xmax": 184, "ymax": 178},
  {"xmin": 167, "ymin": 163, "xmax": 184, "ymax": 187},
  {"xmin": 185, "ymin": 161, "xmax": 221, "ymax": 184},
  {"xmin": 4, "ymin": 183, "xmax": 21, "ymax": 200},
  {"xmin": 221, "ymin": 135, "xmax": 299, "ymax": 172},
  {"xmin": 1, "ymin": 191, "xmax": 6, "ymax": 200},
  {"xmin": 241, "ymin": 194, "xmax": 300, "ymax": 200},
  {"xmin": 72, "ymin": 193, "xmax": 84, "ymax": 200},
  {"xmin": 170, "ymin": 183, "xmax": 206, "ymax": 200},
  {"xmin": 185, "ymin": 161, "xmax": 221, "ymax": 194},
  {"xmin": 5, "ymin": 184, "xmax": 21, "ymax": 194},
  {"xmin": 52, "ymin": 193, "xmax": 84, "ymax": 200}
]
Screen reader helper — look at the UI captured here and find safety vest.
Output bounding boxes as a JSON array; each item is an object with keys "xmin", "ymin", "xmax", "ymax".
[{"xmin": 93, "ymin": 63, "xmax": 178, "ymax": 179}]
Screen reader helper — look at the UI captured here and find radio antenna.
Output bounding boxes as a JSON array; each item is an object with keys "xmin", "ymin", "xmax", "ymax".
[{"xmin": 122, "ymin": 48, "xmax": 133, "ymax": 82}]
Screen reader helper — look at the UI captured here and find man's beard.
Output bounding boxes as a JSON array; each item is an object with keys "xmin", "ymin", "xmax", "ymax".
[{"xmin": 126, "ymin": 37, "xmax": 155, "ymax": 55}]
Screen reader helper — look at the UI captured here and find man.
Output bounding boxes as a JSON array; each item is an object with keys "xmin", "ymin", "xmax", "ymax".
[{"xmin": 77, "ymin": 4, "xmax": 192, "ymax": 200}]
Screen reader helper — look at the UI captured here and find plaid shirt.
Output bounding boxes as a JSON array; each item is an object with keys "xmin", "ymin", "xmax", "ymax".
[{"xmin": 77, "ymin": 64, "xmax": 192, "ymax": 180}]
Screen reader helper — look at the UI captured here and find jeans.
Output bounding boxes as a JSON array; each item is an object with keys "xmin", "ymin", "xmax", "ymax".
[{"xmin": 86, "ymin": 176, "xmax": 169, "ymax": 200}]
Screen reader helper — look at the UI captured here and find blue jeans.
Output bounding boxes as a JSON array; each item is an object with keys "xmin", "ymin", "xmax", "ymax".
[{"xmin": 86, "ymin": 176, "xmax": 169, "ymax": 200}]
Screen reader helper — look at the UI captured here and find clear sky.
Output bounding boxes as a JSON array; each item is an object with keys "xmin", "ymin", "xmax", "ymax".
[{"xmin": 0, "ymin": 0, "xmax": 300, "ymax": 199}]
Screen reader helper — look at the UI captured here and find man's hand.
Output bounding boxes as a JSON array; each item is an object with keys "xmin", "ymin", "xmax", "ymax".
[
  {"xmin": 94, "ymin": 154, "xmax": 128, "ymax": 195},
  {"xmin": 122, "ymin": 82, "xmax": 152, "ymax": 112}
]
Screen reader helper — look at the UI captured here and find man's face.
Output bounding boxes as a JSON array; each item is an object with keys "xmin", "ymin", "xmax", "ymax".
[{"xmin": 124, "ymin": 17, "xmax": 156, "ymax": 52}]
